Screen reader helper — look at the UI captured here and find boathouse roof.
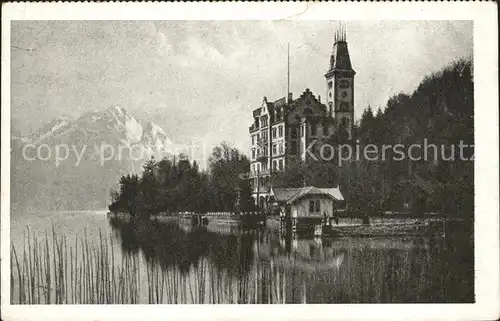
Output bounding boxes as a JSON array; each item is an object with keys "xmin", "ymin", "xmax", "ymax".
[{"xmin": 271, "ymin": 186, "xmax": 344, "ymax": 205}]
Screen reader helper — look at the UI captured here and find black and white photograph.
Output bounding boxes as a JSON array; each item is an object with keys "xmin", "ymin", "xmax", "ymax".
[{"xmin": 1, "ymin": 2, "xmax": 498, "ymax": 321}]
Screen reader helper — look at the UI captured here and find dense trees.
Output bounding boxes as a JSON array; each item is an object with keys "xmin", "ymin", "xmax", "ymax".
[
  {"xmin": 109, "ymin": 142, "xmax": 255, "ymax": 216},
  {"xmin": 342, "ymin": 59, "xmax": 474, "ymax": 217},
  {"xmin": 271, "ymin": 59, "xmax": 473, "ymax": 217}
]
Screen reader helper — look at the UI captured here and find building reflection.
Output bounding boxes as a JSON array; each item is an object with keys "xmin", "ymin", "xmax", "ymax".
[{"xmin": 107, "ymin": 216, "xmax": 473, "ymax": 304}]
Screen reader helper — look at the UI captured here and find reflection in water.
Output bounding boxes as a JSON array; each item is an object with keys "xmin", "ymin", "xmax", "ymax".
[{"xmin": 108, "ymin": 216, "xmax": 474, "ymax": 304}]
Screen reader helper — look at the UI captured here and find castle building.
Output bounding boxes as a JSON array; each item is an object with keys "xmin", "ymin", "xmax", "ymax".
[{"xmin": 249, "ymin": 28, "xmax": 355, "ymax": 209}]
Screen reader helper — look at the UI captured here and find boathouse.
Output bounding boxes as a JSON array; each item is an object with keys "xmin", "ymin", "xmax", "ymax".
[{"xmin": 270, "ymin": 186, "xmax": 345, "ymax": 219}]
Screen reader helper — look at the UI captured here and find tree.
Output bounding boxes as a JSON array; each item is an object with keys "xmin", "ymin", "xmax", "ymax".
[{"xmin": 208, "ymin": 142, "xmax": 252, "ymax": 212}]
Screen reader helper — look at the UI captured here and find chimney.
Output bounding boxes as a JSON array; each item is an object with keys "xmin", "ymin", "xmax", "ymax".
[
  {"xmin": 287, "ymin": 92, "xmax": 293, "ymax": 103},
  {"xmin": 318, "ymin": 95, "xmax": 321, "ymax": 103}
]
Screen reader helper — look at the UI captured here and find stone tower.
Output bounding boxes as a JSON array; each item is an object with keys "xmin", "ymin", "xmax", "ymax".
[{"xmin": 325, "ymin": 24, "xmax": 355, "ymax": 140}]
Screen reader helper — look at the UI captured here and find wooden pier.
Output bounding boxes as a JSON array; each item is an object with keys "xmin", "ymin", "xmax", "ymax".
[{"xmin": 185, "ymin": 212, "xmax": 267, "ymax": 230}]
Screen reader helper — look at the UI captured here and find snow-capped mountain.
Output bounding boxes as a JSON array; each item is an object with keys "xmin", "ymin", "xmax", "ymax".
[
  {"xmin": 141, "ymin": 121, "xmax": 174, "ymax": 154},
  {"xmin": 29, "ymin": 106, "xmax": 148, "ymax": 146},
  {"xmin": 31, "ymin": 116, "xmax": 72, "ymax": 143},
  {"xmin": 11, "ymin": 107, "xmax": 176, "ymax": 211}
]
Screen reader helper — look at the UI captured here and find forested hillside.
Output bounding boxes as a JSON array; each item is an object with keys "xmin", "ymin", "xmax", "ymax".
[{"xmin": 274, "ymin": 59, "xmax": 474, "ymax": 217}]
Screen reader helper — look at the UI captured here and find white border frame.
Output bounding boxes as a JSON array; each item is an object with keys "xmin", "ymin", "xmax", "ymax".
[{"xmin": 1, "ymin": 2, "xmax": 499, "ymax": 320}]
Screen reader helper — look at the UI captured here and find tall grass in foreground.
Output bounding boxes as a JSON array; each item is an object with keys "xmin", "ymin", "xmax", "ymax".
[
  {"xmin": 11, "ymin": 227, "xmax": 140, "ymax": 304},
  {"xmin": 11, "ymin": 227, "xmax": 290, "ymax": 304}
]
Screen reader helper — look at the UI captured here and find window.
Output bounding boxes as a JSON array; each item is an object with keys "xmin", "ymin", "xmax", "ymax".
[
  {"xmin": 328, "ymin": 81, "xmax": 333, "ymax": 89},
  {"xmin": 252, "ymin": 135, "xmax": 255, "ymax": 145},
  {"xmin": 339, "ymin": 79, "xmax": 350, "ymax": 89},
  {"xmin": 262, "ymin": 131, "xmax": 268, "ymax": 141},
  {"xmin": 273, "ymin": 161, "xmax": 277, "ymax": 171},
  {"xmin": 291, "ymin": 127, "xmax": 297, "ymax": 139},
  {"xmin": 256, "ymin": 134, "xmax": 260, "ymax": 143},
  {"xmin": 278, "ymin": 142, "xmax": 283, "ymax": 154},
  {"xmin": 272, "ymin": 128, "xmax": 277, "ymax": 139},
  {"xmin": 278, "ymin": 126, "xmax": 283, "ymax": 137},
  {"xmin": 252, "ymin": 148, "xmax": 255, "ymax": 160},
  {"xmin": 272, "ymin": 143, "xmax": 277, "ymax": 155},
  {"xmin": 301, "ymin": 125, "xmax": 305, "ymax": 137},
  {"xmin": 290, "ymin": 143, "xmax": 297, "ymax": 155},
  {"xmin": 309, "ymin": 200, "xmax": 321, "ymax": 213},
  {"xmin": 261, "ymin": 116, "xmax": 268, "ymax": 127},
  {"xmin": 279, "ymin": 159, "xmax": 284, "ymax": 171}
]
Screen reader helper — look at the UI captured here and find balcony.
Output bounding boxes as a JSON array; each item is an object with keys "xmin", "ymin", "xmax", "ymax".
[
  {"xmin": 249, "ymin": 124, "xmax": 260, "ymax": 133},
  {"xmin": 256, "ymin": 151, "xmax": 268, "ymax": 161},
  {"xmin": 252, "ymin": 185, "xmax": 271, "ymax": 194},
  {"xmin": 249, "ymin": 169, "xmax": 271, "ymax": 178}
]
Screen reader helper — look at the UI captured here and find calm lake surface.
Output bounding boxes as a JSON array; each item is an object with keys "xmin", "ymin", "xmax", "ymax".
[{"xmin": 11, "ymin": 211, "xmax": 474, "ymax": 304}]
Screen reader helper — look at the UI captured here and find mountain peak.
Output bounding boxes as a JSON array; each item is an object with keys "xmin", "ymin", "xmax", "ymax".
[{"xmin": 107, "ymin": 105, "xmax": 128, "ymax": 116}]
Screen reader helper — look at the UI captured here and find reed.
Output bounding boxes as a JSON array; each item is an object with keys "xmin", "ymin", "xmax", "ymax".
[
  {"xmin": 11, "ymin": 227, "xmax": 291, "ymax": 304},
  {"xmin": 11, "ymin": 227, "xmax": 141, "ymax": 304}
]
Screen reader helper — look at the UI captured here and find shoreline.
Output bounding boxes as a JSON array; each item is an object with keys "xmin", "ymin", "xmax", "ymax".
[{"xmin": 107, "ymin": 211, "xmax": 470, "ymax": 238}]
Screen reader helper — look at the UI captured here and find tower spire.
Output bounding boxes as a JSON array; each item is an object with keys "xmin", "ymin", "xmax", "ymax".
[
  {"xmin": 335, "ymin": 21, "xmax": 347, "ymax": 42},
  {"xmin": 335, "ymin": 21, "xmax": 346, "ymax": 43}
]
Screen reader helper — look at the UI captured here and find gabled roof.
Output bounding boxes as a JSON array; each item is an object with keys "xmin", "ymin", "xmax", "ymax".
[
  {"xmin": 318, "ymin": 188, "xmax": 345, "ymax": 201},
  {"xmin": 271, "ymin": 186, "xmax": 344, "ymax": 205},
  {"xmin": 272, "ymin": 187, "xmax": 303, "ymax": 203}
]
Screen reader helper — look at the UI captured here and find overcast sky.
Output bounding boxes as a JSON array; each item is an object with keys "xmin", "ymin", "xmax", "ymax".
[{"xmin": 11, "ymin": 20, "xmax": 472, "ymax": 153}]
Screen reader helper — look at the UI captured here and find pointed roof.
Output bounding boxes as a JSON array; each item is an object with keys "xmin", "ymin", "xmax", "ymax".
[
  {"xmin": 329, "ymin": 41, "xmax": 353, "ymax": 71},
  {"xmin": 272, "ymin": 187, "xmax": 304, "ymax": 203},
  {"xmin": 326, "ymin": 25, "xmax": 355, "ymax": 75}
]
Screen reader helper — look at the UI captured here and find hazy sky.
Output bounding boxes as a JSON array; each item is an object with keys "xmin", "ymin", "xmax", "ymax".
[{"xmin": 11, "ymin": 20, "xmax": 472, "ymax": 153}]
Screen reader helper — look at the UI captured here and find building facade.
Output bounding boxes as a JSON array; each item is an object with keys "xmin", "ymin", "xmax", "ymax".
[{"xmin": 249, "ymin": 29, "xmax": 355, "ymax": 208}]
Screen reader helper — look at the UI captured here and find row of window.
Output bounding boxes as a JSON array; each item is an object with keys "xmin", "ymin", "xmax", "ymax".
[
  {"xmin": 289, "ymin": 125, "xmax": 334, "ymax": 139},
  {"xmin": 254, "ymin": 109, "xmax": 283, "ymax": 130},
  {"xmin": 251, "ymin": 162, "xmax": 267, "ymax": 173},
  {"xmin": 250, "ymin": 159, "xmax": 284, "ymax": 173},
  {"xmin": 327, "ymin": 79, "xmax": 351, "ymax": 89},
  {"xmin": 250, "ymin": 176, "xmax": 271, "ymax": 191},
  {"xmin": 252, "ymin": 125, "xmax": 283, "ymax": 145},
  {"xmin": 253, "ymin": 123, "xmax": 334, "ymax": 145},
  {"xmin": 251, "ymin": 141, "xmax": 284, "ymax": 160}
]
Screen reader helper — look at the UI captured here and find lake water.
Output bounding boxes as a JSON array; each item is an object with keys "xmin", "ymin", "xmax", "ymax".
[{"xmin": 10, "ymin": 211, "xmax": 474, "ymax": 304}]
